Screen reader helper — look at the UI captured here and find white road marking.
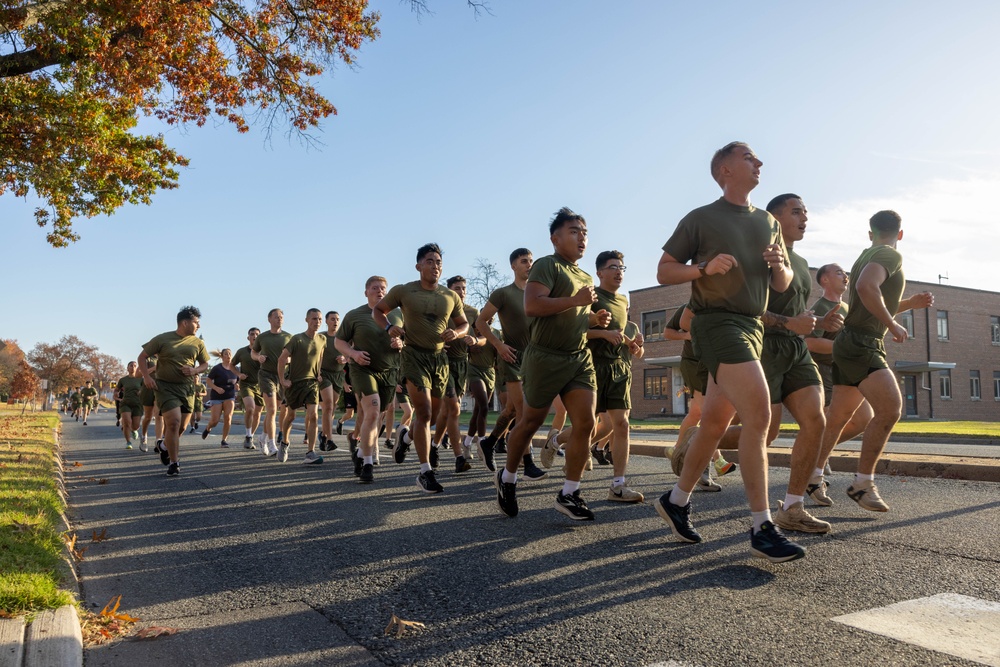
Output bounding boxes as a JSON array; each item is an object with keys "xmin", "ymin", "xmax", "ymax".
[{"xmin": 832, "ymin": 593, "xmax": 1000, "ymax": 666}]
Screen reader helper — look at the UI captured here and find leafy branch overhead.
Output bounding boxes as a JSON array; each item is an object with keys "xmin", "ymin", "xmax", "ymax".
[{"xmin": 0, "ymin": 0, "xmax": 381, "ymax": 246}]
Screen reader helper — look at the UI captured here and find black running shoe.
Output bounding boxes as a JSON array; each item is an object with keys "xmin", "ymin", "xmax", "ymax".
[
  {"xmin": 555, "ymin": 490, "xmax": 594, "ymax": 521},
  {"xmin": 317, "ymin": 434, "xmax": 328, "ymax": 451},
  {"xmin": 336, "ymin": 421, "xmax": 343, "ymax": 435},
  {"xmin": 655, "ymin": 492, "xmax": 702, "ymax": 543},
  {"xmin": 441, "ymin": 434, "xmax": 450, "ymax": 447},
  {"xmin": 244, "ymin": 435, "xmax": 255, "ymax": 450},
  {"xmin": 603, "ymin": 445, "xmax": 613, "ymax": 466},
  {"xmin": 429, "ymin": 445, "xmax": 439, "ymax": 470},
  {"xmin": 394, "ymin": 426, "xmax": 410, "ymax": 464},
  {"xmin": 359, "ymin": 463, "xmax": 374, "ymax": 484},
  {"xmin": 354, "ymin": 454, "xmax": 364, "ymax": 477},
  {"xmin": 478, "ymin": 437, "xmax": 497, "ymax": 473},
  {"xmin": 494, "ymin": 437, "xmax": 507, "ymax": 454},
  {"xmin": 417, "ymin": 470, "xmax": 444, "ymax": 494},
  {"xmin": 455, "ymin": 455, "xmax": 471, "ymax": 473},
  {"xmin": 276, "ymin": 431, "xmax": 284, "ymax": 446},
  {"xmin": 378, "ymin": 423, "xmax": 386, "ymax": 438},
  {"xmin": 750, "ymin": 521, "xmax": 806, "ymax": 563},
  {"xmin": 495, "ymin": 469, "xmax": 518, "ymax": 517},
  {"xmin": 522, "ymin": 459, "xmax": 548, "ymax": 481},
  {"xmin": 156, "ymin": 441, "xmax": 169, "ymax": 466},
  {"xmin": 201, "ymin": 428, "xmax": 210, "ymax": 440},
  {"xmin": 166, "ymin": 462, "xmax": 180, "ymax": 477},
  {"xmin": 384, "ymin": 438, "xmax": 393, "ymax": 450},
  {"xmin": 220, "ymin": 440, "xmax": 229, "ymax": 448},
  {"xmin": 592, "ymin": 446, "xmax": 609, "ymax": 466}
]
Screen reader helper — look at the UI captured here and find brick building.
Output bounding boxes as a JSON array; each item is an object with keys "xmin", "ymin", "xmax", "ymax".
[{"xmin": 629, "ymin": 273, "xmax": 1000, "ymax": 421}]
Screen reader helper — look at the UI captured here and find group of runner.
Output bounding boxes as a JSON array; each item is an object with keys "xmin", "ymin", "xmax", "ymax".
[{"xmin": 75, "ymin": 141, "xmax": 930, "ymax": 564}]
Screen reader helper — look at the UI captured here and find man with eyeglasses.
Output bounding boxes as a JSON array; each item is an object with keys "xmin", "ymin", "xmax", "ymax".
[{"xmin": 541, "ymin": 251, "xmax": 646, "ymax": 503}]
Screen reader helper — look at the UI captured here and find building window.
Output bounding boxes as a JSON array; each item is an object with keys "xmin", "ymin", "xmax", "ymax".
[
  {"xmin": 642, "ymin": 310, "xmax": 667, "ymax": 341},
  {"xmin": 991, "ymin": 316, "xmax": 1000, "ymax": 345},
  {"xmin": 936, "ymin": 310, "xmax": 949, "ymax": 340},
  {"xmin": 939, "ymin": 369, "xmax": 952, "ymax": 399},
  {"xmin": 898, "ymin": 311, "xmax": 914, "ymax": 338},
  {"xmin": 994, "ymin": 372, "xmax": 1000, "ymax": 400},
  {"xmin": 970, "ymin": 370, "xmax": 981, "ymax": 401},
  {"xmin": 644, "ymin": 368, "xmax": 670, "ymax": 399}
]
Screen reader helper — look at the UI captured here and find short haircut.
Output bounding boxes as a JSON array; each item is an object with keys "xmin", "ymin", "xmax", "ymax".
[
  {"xmin": 446, "ymin": 275, "xmax": 466, "ymax": 288},
  {"xmin": 870, "ymin": 210, "xmax": 902, "ymax": 237},
  {"xmin": 766, "ymin": 193, "xmax": 802, "ymax": 215},
  {"xmin": 596, "ymin": 250, "xmax": 624, "ymax": 271},
  {"xmin": 325, "ymin": 311, "xmax": 339, "ymax": 319},
  {"xmin": 816, "ymin": 264, "xmax": 836, "ymax": 285},
  {"xmin": 366, "ymin": 275, "xmax": 387, "ymax": 289},
  {"xmin": 306, "ymin": 308, "xmax": 322, "ymax": 317},
  {"xmin": 549, "ymin": 207, "xmax": 585, "ymax": 235},
  {"xmin": 267, "ymin": 308, "xmax": 282, "ymax": 318},
  {"xmin": 177, "ymin": 305, "xmax": 201, "ymax": 324},
  {"xmin": 247, "ymin": 327, "xmax": 260, "ymax": 335},
  {"xmin": 710, "ymin": 141, "xmax": 749, "ymax": 185},
  {"xmin": 509, "ymin": 247, "xmax": 531, "ymax": 264},
  {"xmin": 416, "ymin": 243, "xmax": 442, "ymax": 262}
]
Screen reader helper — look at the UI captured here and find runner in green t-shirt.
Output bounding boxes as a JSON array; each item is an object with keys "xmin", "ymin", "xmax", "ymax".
[
  {"xmin": 430, "ymin": 276, "xmax": 481, "ymax": 474},
  {"xmin": 818, "ymin": 211, "xmax": 934, "ymax": 513},
  {"xmin": 276, "ymin": 308, "xmax": 326, "ymax": 465},
  {"xmin": 116, "ymin": 362, "xmax": 144, "ymax": 449},
  {"xmin": 80, "ymin": 381, "xmax": 98, "ymax": 425},
  {"xmin": 191, "ymin": 375, "xmax": 207, "ymax": 433},
  {"xmin": 318, "ymin": 312, "xmax": 347, "ymax": 452},
  {"xmin": 336, "ymin": 276, "xmax": 405, "ymax": 483},
  {"xmin": 232, "ymin": 328, "xmax": 263, "ymax": 449},
  {"xmin": 138, "ymin": 305, "xmax": 211, "ymax": 477},
  {"xmin": 656, "ymin": 142, "xmax": 804, "ymax": 562},
  {"xmin": 474, "ymin": 247, "xmax": 546, "ymax": 478},
  {"xmin": 542, "ymin": 250, "xmax": 646, "ymax": 504},
  {"xmin": 466, "ymin": 317, "xmax": 499, "ymax": 456},
  {"xmin": 374, "ymin": 243, "xmax": 468, "ymax": 495},
  {"xmin": 494, "ymin": 207, "xmax": 611, "ymax": 522},
  {"xmin": 252, "ymin": 309, "xmax": 292, "ymax": 457}
]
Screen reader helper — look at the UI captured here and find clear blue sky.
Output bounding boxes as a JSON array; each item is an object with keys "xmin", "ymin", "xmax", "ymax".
[{"xmin": 5, "ymin": 0, "xmax": 1000, "ymax": 366}]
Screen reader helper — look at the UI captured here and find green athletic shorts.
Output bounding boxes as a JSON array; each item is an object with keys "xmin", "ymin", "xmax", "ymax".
[
  {"xmin": 349, "ymin": 363, "xmax": 396, "ymax": 409},
  {"xmin": 119, "ymin": 400, "xmax": 142, "ymax": 416},
  {"xmin": 155, "ymin": 380, "xmax": 195, "ymax": 414},
  {"xmin": 521, "ymin": 344, "xmax": 596, "ymax": 410},
  {"xmin": 320, "ymin": 368, "xmax": 345, "ymax": 394},
  {"xmin": 469, "ymin": 364, "xmax": 495, "ymax": 398},
  {"xmin": 284, "ymin": 378, "xmax": 319, "ymax": 410},
  {"xmin": 239, "ymin": 383, "xmax": 264, "ymax": 406},
  {"xmin": 761, "ymin": 334, "xmax": 821, "ymax": 404},
  {"xmin": 401, "ymin": 346, "xmax": 449, "ymax": 399},
  {"xmin": 499, "ymin": 350, "xmax": 523, "ymax": 385},
  {"xmin": 691, "ymin": 312, "xmax": 764, "ymax": 379},
  {"xmin": 832, "ymin": 327, "xmax": 888, "ymax": 387},
  {"xmin": 258, "ymin": 370, "xmax": 283, "ymax": 398},
  {"xmin": 394, "ymin": 369, "xmax": 410, "ymax": 405},
  {"xmin": 140, "ymin": 385, "xmax": 156, "ymax": 408},
  {"xmin": 445, "ymin": 357, "xmax": 469, "ymax": 399},
  {"xmin": 815, "ymin": 362, "xmax": 834, "ymax": 406},
  {"xmin": 595, "ymin": 359, "xmax": 631, "ymax": 413},
  {"xmin": 680, "ymin": 355, "xmax": 708, "ymax": 396}
]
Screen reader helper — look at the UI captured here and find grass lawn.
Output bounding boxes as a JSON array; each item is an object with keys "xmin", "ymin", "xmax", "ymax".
[{"xmin": 0, "ymin": 405, "xmax": 75, "ymax": 615}]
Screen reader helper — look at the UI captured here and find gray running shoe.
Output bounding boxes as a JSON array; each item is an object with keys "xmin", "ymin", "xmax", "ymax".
[
  {"xmin": 774, "ymin": 500, "xmax": 831, "ymax": 534},
  {"xmin": 846, "ymin": 479, "xmax": 889, "ymax": 512}
]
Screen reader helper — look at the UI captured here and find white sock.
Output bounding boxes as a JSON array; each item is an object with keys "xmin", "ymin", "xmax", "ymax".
[
  {"xmin": 751, "ymin": 510, "xmax": 772, "ymax": 532},
  {"xmin": 403, "ymin": 430, "xmax": 412, "ymax": 444},
  {"xmin": 561, "ymin": 480, "xmax": 581, "ymax": 496},
  {"xmin": 420, "ymin": 462, "xmax": 432, "ymax": 473},
  {"xmin": 363, "ymin": 455, "xmax": 373, "ymax": 464},
  {"xmin": 501, "ymin": 469, "xmax": 517, "ymax": 484},
  {"xmin": 464, "ymin": 435, "xmax": 473, "ymax": 448},
  {"xmin": 782, "ymin": 493, "xmax": 804, "ymax": 509},
  {"xmin": 669, "ymin": 485, "xmax": 692, "ymax": 507},
  {"xmin": 813, "ymin": 467, "xmax": 824, "ymax": 478},
  {"xmin": 612, "ymin": 476, "xmax": 626, "ymax": 487},
  {"xmin": 855, "ymin": 472, "xmax": 875, "ymax": 483},
  {"xmin": 245, "ymin": 426, "xmax": 251, "ymax": 436}
]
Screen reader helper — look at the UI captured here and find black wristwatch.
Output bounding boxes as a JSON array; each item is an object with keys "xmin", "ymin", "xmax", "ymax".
[
  {"xmin": 385, "ymin": 323, "xmax": 393, "ymax": 332},
  {"xmin": 697, "ymin": 261, "xmax": 708, "ymax": 277}
]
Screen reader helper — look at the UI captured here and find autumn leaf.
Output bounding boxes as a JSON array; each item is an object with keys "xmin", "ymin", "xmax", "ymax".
[
  {"xmin": 99, "ymin": 478, "xmax": 109, "ymax": 485},
  {"xmin": 384, "ymin": 614, "xmax": 426, "ymax": 639},
  {"xmin": 99, "ymin": 595, "xmax": 139, "ymax": 623},
  {"xmin": 72, "ymin": 546, "xmax": 87, "ymax": 561},
  {"xmin": 136, "ymin": 626, "xmax": 178, "ymax": 639},
  {"xmin": 91, "ymin": 528, "xmax": 108, "ymax": 543},
  {"xmin": 72, "ymin": 462, "xmax": 83, "ymax": 467}
]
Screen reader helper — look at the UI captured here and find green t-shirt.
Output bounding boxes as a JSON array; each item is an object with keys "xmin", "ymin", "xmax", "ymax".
[
  {"xmin": 81, "ymin": 387, "xmax": 98, "ymax": 405},
  {"xmin": 381, "ymin": 281, "xmax": 464, "ymax": 352},
  {"xmin": 469, "ymin": 327, "xmax": 499, "ymax": 369},
  {"xmin": 320, "ymin": 332, "xmax": 345, "ymax": 372},
  {"xmin": 386, "ymin": 309, "xmax": 404, "ymax": 369},
  {"xmin": 142, "ymin": 332, "xmax": 210, "ymax": 384},
  {"xmin": 336, "ymin": 303, "xmax": 396, "ymax": 373},
  {"xmin": 446, "ymin": 304, "xmax": 481, "ymax": 359},
  {"xmin": 843, "ymin": 245, "xmax": 905, "ymax": 336},
  {"xmin": 116, "ymin": 376, "xmax": 144, "ymax": 403},
  {"xmin": 194, "ymin": 384, "xmax": 207, "ymax": 399},
  {"xmin": 283, "ymin": 332, "xmax": 325, "ymax": 381},
  {"xmin": 765, "ymin": 248, "xmax": 811, "ymax": 337},
  {"xmin": 488, "ymin": 283, "xmax": 532, "ymax": 351},
  {"xmin": 808, "ymin": 297, "xmax": 848, "ymax": 365},
  {"xmin": 70, "ymin": 391, "xmax": 81, "ymax": 404},
  {"xmin": 527, "ymin": 254, "xmax": 593, "ymax": 354},
  {"xmin": 589, "ymin": 287, "xmax": 629, "ymax": 361},
  {"xmin": 253, "ymin": 330, "xmax": 292, "ymax": 375},
  {"xmin": 231, "ymin": 346, "xmax": 260, "ymax": 385},
  {"xmin": 662, "ymin": 198, "xmax": 787, "ymax": 317},
  {"xmin": 666, "ymin": 304, "xmax": 695, "ymax": 360}
]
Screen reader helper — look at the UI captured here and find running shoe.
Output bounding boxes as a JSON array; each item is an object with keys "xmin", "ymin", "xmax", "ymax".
[
  {"xmin": 591, "ymin": 446, "xmax": 609, "ymax": 466},
  {"xmin": 495, "ymin": 470, "xmax": 517, "ymax": 517},
  {"xmin": 695, "ymin": 468, "xmax": 722, "ymax": 492},
  {"xmin": 655, "ymin": 492, "xmax": 702, "ymax": 543},
  {"xmin": 714, "ymin": 459, "xmax": 737, "ymax": 476},
  {"xmin": 318, "ymin": 433, "xmax": 329, "ymax": 451},
  {"xmin": 394, "ymin": 426, "xmax": 410, "ymax": 464},
  {"xmin": 417, "ymin": 470, "xmax": 444, "ymax": 494},
  {"xmin": 131, "ymin": 430, "xmax": 139, "ymax": 442},
  {"xmin": 455, "ymin": 455, "xmax": 471, "ymax": 473},
  {"xmin": 303, "ymin": 450, "xmax": 323, "ymax": 465},
  {"xmin": 555, "ymin": 490, "xmax": 594, "ymax": 521},
  {"xmin": 607, "ymin": 484, "xmax": 644, "ymax": 503},
  {"xmin": 846, "ymin": 479, "xmax": 889, "ymax": 512},
  {"xmin": 671, "ymin": 426, "xmax": 697, "ymax": 476},
  {"xmin": 429, "ymin": 444, "xmax": 439, "ymax": 470},
  {"xmin": 359, "ymin": 463, "xmax": 374, "ymax": 483},
  {"xmin": 125, "ymin": 443, "xmax": 133, "ymax": 450},
  {"xmin": 220, "ymin": 440, "xmax": 230, "ymax": 448},
  {"xmin": 540, "ymin": 430, "xmax": 560, "ymax": 469},
  {"xmin": 378, "ymin": 423, "xmax": 386, "ymax": 438},
  {"xmin": 494, "ymin": 436, "xmax": 507, "ymax": 454},
  {"xmin": 244, "ymin": 435, "xmax": 256, "ymax": 450},
  {"xmin": 750, "ymin": 521, "xmax": 806, "ymax": 563},
  {"xmin": 278, "ymin": 443, "xmax": 289, "ymax": 462},
  {"xmin": 479, "ymin": 437, "xmax": 497, "ymax": 473},
  {"xmin": 336, "ymin": 421, "xmax": 343, "ymax": 435},
  {"xmin": 522, "ymin": 459, "xmax": 547, "ymax": 481},
  {"xmin": 166, "ymin": 462, "xmax": 180, "ymax": 477},
  {"xmin": 156, "ymin": 441, "xmax": 169, "ymax": 466},
  {"xmin": 139, "ymin": 439, "xmax": 148, "ymax": 453},
  {"xmin": 774, "ymin": 501, "xmax": 831, "ymax": 534},
  {"xmin": 806, "ymin": 476, "xmax": 833, "ymax": 506}
]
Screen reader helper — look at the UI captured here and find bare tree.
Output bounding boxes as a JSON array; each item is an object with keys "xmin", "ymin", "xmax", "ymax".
[{"xmin": 466, "ymin": 257, "xmax": 510, "ymax": 310}]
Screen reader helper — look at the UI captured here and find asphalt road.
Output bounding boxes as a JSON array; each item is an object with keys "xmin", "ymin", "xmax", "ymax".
[{"xmin": 63, "ymin": 411, "xmax": 1000, "ymax": 666}]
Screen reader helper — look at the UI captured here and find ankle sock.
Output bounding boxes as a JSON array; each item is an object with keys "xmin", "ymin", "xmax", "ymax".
[
  {"xmin": 751, "ymin": 510, "xmax": 772, "ymax": 532},
  {"xmin": 561, "ymin": 480, "xmax": 581, "ymax": 496},
  {"xmin": 669, "ymin": 485, "xmax": 692, "ymax": 507}
]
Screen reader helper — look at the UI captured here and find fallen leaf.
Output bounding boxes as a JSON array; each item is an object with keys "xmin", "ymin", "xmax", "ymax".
[
  {"xmin": 384, "ymin": 614, "xmax": 426, "ymax": 639},
  {"xmin": 91, "ymin": 528, "xmax": 108, "ymax": 543},
  {"xmin": 98, "ymin": 478, "xmax": 108, "ymax": 484},
  {"xmin": 73, "ymin": 546, "xmax": 87, "ymax": 561},
  {"xmin": 73, "ymin": 462, "xmax": 83, "ymax": 467},
  {"xmin": 136, "ymin": 626, "xmax": 178, "ymax": 639}
]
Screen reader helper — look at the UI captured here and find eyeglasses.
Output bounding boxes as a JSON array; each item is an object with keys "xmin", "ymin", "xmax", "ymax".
[{"xmin": 601, "ymin": 265, "xmax": 626, "ymax": 272}]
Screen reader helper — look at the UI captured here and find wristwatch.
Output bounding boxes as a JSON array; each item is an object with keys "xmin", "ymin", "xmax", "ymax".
[
  {"xmin": 385, "ymin": 323, "xmax": 393, "ymax": 332},
  {"xmin": 697, "ymin": 261, "xmax": 708, "ymax": 277}
]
